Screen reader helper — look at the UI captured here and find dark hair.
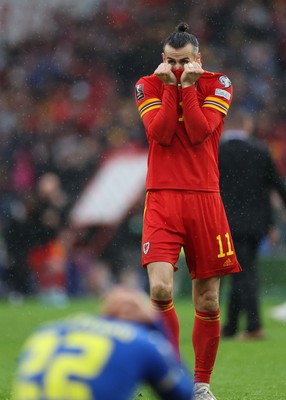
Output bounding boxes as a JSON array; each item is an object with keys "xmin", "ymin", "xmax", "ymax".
[{"xmin": 163, "ymin": 22, "xmax": 199, "ymax": 55}]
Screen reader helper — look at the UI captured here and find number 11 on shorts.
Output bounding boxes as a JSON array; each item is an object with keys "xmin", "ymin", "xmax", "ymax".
[{"xmin": 216, "ymin": 233, "xmax": 234, "ymax": 258}]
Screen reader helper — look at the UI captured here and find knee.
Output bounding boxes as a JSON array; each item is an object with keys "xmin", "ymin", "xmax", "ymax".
[
  {"xmin": 194, "ymin": 290, "xmax": 219, "ymax": 312},
  {"xmin": 150, "ymin": 282, "xmax": 173, "ymax": 300}
]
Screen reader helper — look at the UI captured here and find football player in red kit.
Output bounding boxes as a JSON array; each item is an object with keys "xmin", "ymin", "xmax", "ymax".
[{"xmin": 135, "ymin": 22, "xmax": 241, "ymax": 400}]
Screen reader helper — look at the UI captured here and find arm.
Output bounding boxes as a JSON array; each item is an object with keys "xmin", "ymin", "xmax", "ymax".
[
  {"xmin": 180, "ymin": 65, "xmax": 232, "ymax": 145},
  {"xmin": 143, "ymin": 333, "xmax": 193, "ymax": 400},
  {"xmin": 154, "ymin": 363, "xmax": 194, "ymax": 400},
  {"xmin": 182, "ymin": 86, "xmax": 223, "ymax": 145},
  {"xmin": 135, "ymin": 74, "xmax": 178, "ymax": 146},
  {"xmin": 142, "ymin": 85, "xmax": 178, "ymax": 146}
]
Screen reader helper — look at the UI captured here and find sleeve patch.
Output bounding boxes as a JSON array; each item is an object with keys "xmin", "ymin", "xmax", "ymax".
[
  {"xmin": 135, "ymin": 84, "xmax": 145, "ymax": 101},
  {"xmin": 215, "ymin": 88, "xmax": 231, "ymax": 100},
  {"xmin": 218, "ymin": 75, "xmax": 232, "ymax": 88}
]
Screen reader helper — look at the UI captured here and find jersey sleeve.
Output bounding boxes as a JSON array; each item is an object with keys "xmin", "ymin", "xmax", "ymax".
[
  {"xmin": 201, "ymin": 74, "xmax": 233, "ymax": 116},
  {"xmin": 135, "ymin": 76, "xmax": 178, "ymax": 146},
  {"xmin": 182, "ymin": 74, "xmax": 233, "ymax": 145}
]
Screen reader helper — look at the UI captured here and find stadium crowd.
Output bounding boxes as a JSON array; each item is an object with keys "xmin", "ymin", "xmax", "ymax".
[{"xmin": 0, "ymin": 0, "xmax": 286, "ymax": 301}]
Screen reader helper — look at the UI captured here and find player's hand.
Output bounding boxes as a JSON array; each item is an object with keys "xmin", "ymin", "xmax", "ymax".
[
  {"xmin": 181, "ymin": 61, "xmax": 204, "ymax": 88},
  {"xmin": 154, "ymin": 63, "xmax": 177, "ymax": 85}
]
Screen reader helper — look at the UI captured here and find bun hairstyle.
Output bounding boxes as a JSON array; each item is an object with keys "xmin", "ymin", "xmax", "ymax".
[
  {"xmin": 176, "ymin": 22, "xmax": 189, "ymax": 33},
  {"xmin": 163, "ymin": 22, "xmax": 199, "ymax": 55}
]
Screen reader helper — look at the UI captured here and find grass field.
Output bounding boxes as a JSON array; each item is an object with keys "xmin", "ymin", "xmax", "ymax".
[{"xmin": 1, "ymin": 295, "xmax": 286, "ymax": 400}]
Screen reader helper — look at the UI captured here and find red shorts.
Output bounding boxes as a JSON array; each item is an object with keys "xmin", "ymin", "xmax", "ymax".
[{"xmin": 142, "ymin": 190, "xmax": 241, "ymax": 279}]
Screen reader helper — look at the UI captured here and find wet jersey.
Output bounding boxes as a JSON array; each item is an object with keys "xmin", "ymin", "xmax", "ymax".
[{"xmin": 135, "ymin": 70, "xmax": 233, "ymax": 192}]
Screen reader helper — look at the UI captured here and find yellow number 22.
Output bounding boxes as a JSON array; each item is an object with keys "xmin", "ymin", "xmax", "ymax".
[{"xmin": 13, "ymin": 331, "xmax": 113, "ymax": 400}]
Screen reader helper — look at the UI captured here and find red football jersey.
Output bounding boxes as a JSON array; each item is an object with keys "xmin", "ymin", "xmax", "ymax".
[{"xmin": 135, "ymin": 70, "xmax": 233, "ymax": 191}]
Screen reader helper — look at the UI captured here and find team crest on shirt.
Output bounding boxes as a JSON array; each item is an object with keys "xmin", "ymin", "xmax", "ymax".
[
  {"xmin": 218, "ymin": 75, "xmax": 232, "ymax": 88},
  {"xmin": 143, "ymin": 241, "xmax": 150, "ymax": 254},
  {"xmin": 136, "ymin": 84, "xmax": 145, "ymax": 101}
]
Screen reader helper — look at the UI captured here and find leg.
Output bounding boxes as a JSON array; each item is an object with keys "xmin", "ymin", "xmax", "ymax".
[
  {"xmin": 225, "ymin": 236, "xmax": 262, "ymax": 334},
  {"xmin": 192, "ymin": 276, "xmax": 221, "ymax": 385},
  {"xmin": 238, "ymin": 237, "xmax": 262, "ymax": 333},
  {"xmin": 147, "ymin": 262, "xmax": 180, "ymax": 358},
  {"xmin": 223, "ymin": 239, "xmax": 245, "ymax": 336},
  {"xmin": 222, "ymin": 273, "xmax": 242, "ymax": 336}
]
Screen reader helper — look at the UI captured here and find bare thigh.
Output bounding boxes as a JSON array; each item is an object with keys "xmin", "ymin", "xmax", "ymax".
[{"xmin": 147, "ymin": 262, "xmax": 174, "ymax": 300}]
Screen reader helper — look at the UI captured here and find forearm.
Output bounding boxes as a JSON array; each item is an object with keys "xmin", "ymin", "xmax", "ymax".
[
  {"xmin": 182, "ymin": 86, "xmax": 221, "ymax": 145},
  {"xmin": 157, "ymin": 368, "xmax": 193, "ymax": 400},
  {"xmin": 145, "ymin": 85, "xmax": 178, "ymax": 146}
]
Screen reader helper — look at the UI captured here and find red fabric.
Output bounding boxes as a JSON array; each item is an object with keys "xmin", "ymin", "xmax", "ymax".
[
  {"xmin": 192, "ymin": 309, "xmax": 220, "ymax": 384},
  {"xmin": 151, "ymin": 298, "xmax": 180, "ymax": 360},
  {"xmin": 144, "ymin": 84, "xmax": 178, "ymax": 145},
  {"xmin": 135, "ymin": 71, "xmax": 233, "ymax": 191},
  {"xmin": 142, "ymin": 190, "xmax": 241, "ymax": 279},
  {"xmin": 182, "ymin": 86, "xmax": 222, "ymax": 144}
]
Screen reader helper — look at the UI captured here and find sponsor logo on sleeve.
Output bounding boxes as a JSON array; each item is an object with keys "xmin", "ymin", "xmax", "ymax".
[
  {"xmin": 215, "ymin": 88, "xmax": 231, "ymax": 100},
  {"xmin": 218, "ymin": 75, "xmax": 232, "ymax": 88},
  {"xmin": 136, "ymin": 84, "xmax": 145, "ymax": 101}
]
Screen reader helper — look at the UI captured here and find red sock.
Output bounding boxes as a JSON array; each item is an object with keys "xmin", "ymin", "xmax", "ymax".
[
  {"xmin": 192, "ymin": 309, "xmax": 220, "ymax": 384},
  {"xmin": 151, "ymin": 298, "xmax": 180, "ymax": 359}
]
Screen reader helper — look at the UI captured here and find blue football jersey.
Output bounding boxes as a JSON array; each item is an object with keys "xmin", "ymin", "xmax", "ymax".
[{"xmin": 13, "ymin": 314, "xmax": 193, "ymax": 400}]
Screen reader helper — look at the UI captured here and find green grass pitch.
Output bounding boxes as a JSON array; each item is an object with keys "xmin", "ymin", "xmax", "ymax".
[{"xmin": 0, "ymin": 296, "xmax": 286, "ymax": 400}]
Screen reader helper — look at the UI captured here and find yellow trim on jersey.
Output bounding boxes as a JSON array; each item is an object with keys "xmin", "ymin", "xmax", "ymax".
[
  {"xmin": 204, "ymin": 96, "xmax": 229, "ymax": 108},
  {"xmin": 202, "ymin": 103, "xmax": 228, "ymax": 115},
  {"xmin": 138, "ymin": 98, "xmax": 161, "ymax": 111},
  {"xmin": 143, "ymin": 192, "xmax": 149, "ymax": 219},
  {"xmin": 138, "ymin": 97, "xmax": 162, "ymax": 118},
  {"xmin": 202, "ymin": 96, "xmax": 229, "ymax": 115},
  {"xmin": 141, "ymin": 104, "xmax": 161, "ymax": 118}
]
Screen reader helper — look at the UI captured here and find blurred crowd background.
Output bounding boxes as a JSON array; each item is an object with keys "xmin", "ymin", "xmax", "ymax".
[{"xmin": 0, "ymin": 0, "xmax": 286, "ymax": 304}]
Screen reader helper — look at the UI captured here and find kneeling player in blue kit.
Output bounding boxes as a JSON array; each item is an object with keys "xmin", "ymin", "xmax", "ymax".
[{"xmin": 13, "ymin": 286, "xmax": 193, "ymax": 400}]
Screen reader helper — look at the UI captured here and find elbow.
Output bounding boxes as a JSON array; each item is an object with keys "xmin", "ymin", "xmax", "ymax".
[
  {"xmin": 156, "ymin": 137, "xmax": 172, "ymax": 146},
  {"xmin": 189, "ymin": 138, "xmax": 206, "ymax": 146},
  {"xmin": 189, "ymin": 136, "xmax": 208, "ymax": 146},
  {"xmin": 187, "ymin": 128, "xmax": 211, "ymax": 145},
  {"xmin": 149, "ymin": 131, "xmax": 173, "ymax": 146}
]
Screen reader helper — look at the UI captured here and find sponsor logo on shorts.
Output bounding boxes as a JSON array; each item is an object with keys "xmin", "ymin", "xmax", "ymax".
[
  {"xmin": 215, "ymin": 88, "xmax": 231, "ymax": 100},
  {"xmin": 223, "ymin": 258, "xmax": 233, "ymax": 267},
  {"xmin": 143, "ymin": 241, "xmax": 150, "ymax": 254}
]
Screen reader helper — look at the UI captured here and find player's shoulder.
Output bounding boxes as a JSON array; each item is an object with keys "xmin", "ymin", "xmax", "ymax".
[
  {"xmin": 135, "ymin": 74, "xmax": 162, "ymax": 93},
  {"xmin": 135, "ymin": 74, "xmax": 162, "ymax": 103},
  {"xmin": 136, "ymin": 73, "xmax": 160, "ymax": 85},
  {"xmin": 199, "ymin": 70, "xmax": 232, "ymax": 91},
  {"xmin": 198, "ymin": 70, "xmax": 233, "ymax": 105}
]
